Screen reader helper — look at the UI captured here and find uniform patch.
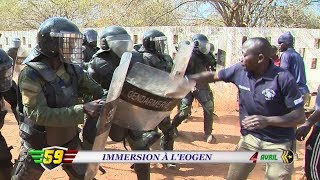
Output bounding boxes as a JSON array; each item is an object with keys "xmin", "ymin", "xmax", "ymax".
[
  {"xmin": 262, "ymin": 88, "xmax": 276, "ymax": 100},
  {"xmin": 238, "ymin": 85, "xmax": 250, "ymax": 91},
  {"xmin": 294, "ymin": 96, "xmax": 303, "ymax": 105}
]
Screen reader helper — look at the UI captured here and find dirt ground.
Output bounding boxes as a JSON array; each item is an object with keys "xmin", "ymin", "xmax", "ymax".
[{"xmin": 2, "ymin": 102, "xmax": 307, "ymax": 180}]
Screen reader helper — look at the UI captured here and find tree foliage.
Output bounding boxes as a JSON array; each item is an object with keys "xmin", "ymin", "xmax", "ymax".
[
  {"xmin": 182, "ymin": 0, "xmax": 320, "ymax": 28},
  {"xmin": 0, "ymin": 0, "xmax": 183, "ymax": 30},
  {"xmin": 0, "ymin": 0, "xmax": 319, "ymax": 30}
]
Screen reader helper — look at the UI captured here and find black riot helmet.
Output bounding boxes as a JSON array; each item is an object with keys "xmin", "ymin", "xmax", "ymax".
[
  {"xmin": 100, "ymin": 26, "xmax": 133, "ymax": 58},
  {"xmin": 12, "ymin": 38, "xmax": 21, "ymax": 48},
  {"xmin": 142, "ymin": 29, "xmax": 168, "ymax": 54},
  {"xmin": 0, "ymin": 49, "xmax": 13, "ymax": 92},
  {"xmin": 83, "ymin": 28, "xmax": 98, "ymax": 46},
  {"xmin": 192, "ymin": 34, "xmax": 210, "ymax": 55},
  {"xmin": 36, "ymin": 17, "xmax": 83, "ymax": 64}
]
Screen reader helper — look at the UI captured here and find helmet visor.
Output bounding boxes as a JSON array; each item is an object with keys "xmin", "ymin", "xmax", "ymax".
[
  {"xmin": 150, "ymin": 36, "xmax": 168, "ymax": 54},
  {"xmin": 51, "ymin": 31, "xmax": 83, "ymax": 65},
  {"xmin": 84, "ymin": 31, "xmax": 98, "ymax": 43},
  {"xmin": 108, "ymin": 40, "xmax": 133, "ymax": 58},
  {"xmin": 194, "ymin": 39, "xmax": 210, "ymax": 54},
  {"xmin": 106, "ymin": 34, "xmax": 133, "ymax": 58}
]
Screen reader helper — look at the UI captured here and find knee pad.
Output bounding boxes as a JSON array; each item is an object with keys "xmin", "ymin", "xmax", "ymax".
[
  {"xmin": 204, "ymin": 100, "xmax": 214, "ymax": 111},
  {"xmin": 109, "ymin": 124, "xmax": 128, "ymax": 142}
]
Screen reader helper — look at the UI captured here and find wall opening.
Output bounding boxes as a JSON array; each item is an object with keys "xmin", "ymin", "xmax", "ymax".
[
  {"xmin": 173, "ymin": 35, "xmax": 178, "ymax": 44},
  {"xmin": 315, "ymin": 39, "xmax": 320, "ymax": 49},
  {"xmin": 299, "ymin": 48, "xmax": 305, "ymax": 58},
  {"xmin": 242, "ymin": 36, "xmax": 247, "ymax": 45},
  {"xmin": 22, "ymin": 37, "xmax": 26, "ymax": 45},
  {"xmin": 311, "ymin": 58, "xmax": 317, "ymax": 69},
  {"xmin": 133, "ymin": 35, "xmax": 138, "ymax": 44}
]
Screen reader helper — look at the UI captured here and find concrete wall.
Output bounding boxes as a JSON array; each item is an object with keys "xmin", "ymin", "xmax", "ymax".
[{"xmin": 1, "ymin": 27, "xmax": 320, "ymax": 111}]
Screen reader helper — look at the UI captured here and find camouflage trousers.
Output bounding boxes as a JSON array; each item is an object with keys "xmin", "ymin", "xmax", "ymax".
[{"xmin": 12, "ymin": 135, "xmax": 86, "ymax": 180}]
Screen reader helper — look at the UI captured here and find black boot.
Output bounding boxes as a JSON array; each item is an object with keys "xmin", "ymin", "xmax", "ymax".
[
  {"xmin": 128, "ymin": 130, "xmax": 161, "ymax": 149},
  {"xmin": 160, "ymin": 129, "xmax": 177, "ymax": 169}
]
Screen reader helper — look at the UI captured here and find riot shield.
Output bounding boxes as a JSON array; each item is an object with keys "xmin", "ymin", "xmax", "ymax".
[
  {"xmin": 112, "ymin": 62, "xmax": 193, "ymax": 131},
  {"xmin": 216, "ymin": 48, "xmax": 226, "ymax": 67},
  {"xmin": 170, "ymin": 42, "xmax": 193, "ymax": 78},
  {"xmin": 84, "ymin": 52, "xmax": 132, "ymax": 180},
  {"xmin": 165, "ymin": 41, "xmax": 195, "ymax": 99}
]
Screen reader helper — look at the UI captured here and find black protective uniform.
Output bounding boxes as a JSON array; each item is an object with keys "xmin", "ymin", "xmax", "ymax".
[
  {"xmin": 0, "ymin": 48, "xmax": 15, "ymax": 180},
  {"xmin": 82, "ymin": 29, "xmax": 99, "ymax": 63},
  {"xmin": 172, "ymin": 34, "xmax": 217, "ymax": 142},
  {"xmin": 84, "ymin": 26, "xmax": 160, "ymax": 180},
  {"xmin": 138, "ymin": 29, "xmax": 175, "ymax": 161}
]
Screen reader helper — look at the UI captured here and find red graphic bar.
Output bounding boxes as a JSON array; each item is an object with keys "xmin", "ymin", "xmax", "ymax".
[{"xmin": 62, "ymin": 150, "xmax": 78, "ymax": 163}]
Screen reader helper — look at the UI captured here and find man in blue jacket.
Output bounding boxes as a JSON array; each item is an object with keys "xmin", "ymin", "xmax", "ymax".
[
  {"xmin": 278, "ymin": 31, "xmax": 310, "ymax": 159},
  {"xmin": 278, "ymin": 31, "xmax": 309, "ymax": 101}
]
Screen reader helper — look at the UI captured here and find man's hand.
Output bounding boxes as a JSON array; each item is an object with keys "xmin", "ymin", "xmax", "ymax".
[
  {"xmin": 188, "ymin": 71, "xmax": 215, "ymax": 84},
  {"xmin": 242, "ymin": 115, "xmax": 269, "ymax": 130},
  {"xmin": 83, "ymin": 99, "xmax": 104, "ymax": 118},
  {"xmin": 296, "ymin": 122, "xmax": 312, "ymax": 141},
  {"xmin": 164, "ymin": 77, "xmax": 195, "ymax": 98}
]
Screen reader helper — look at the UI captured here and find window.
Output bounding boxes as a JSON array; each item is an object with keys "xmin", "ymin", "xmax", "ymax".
[
  {"xmin": 311, "ymin": 58, "xmax": 317, "ymax": 69},
  {"xmin": 315, "ymin": 39, "xmax": 320, "ymax": 49},
  {"xmin": 5, "ymin": 37, "xmax": 8, "ymax": 45},
  {"xmin": 242, "ymin": 36, "xmax": 247, "ymax": 45},
  {"xmin": 0, "ymin": 44, "xmax": 2, "ymax": 48},
  {"xmin": 299, "ymin": 48, "xmax": 305, "ymax": 58},
  {"xmin": 22, "ymin": 37, "xmax": 26, "ymax": 45},
  {"xmin": 173, "ymin": 35, "xmax": 178, "ymax": 44},
  {"xmin": 292, "ymin": 37, "xmax": 296, "ymax": 47},
  {"xmin": 28, "ymin": 44, "xmax": 32, "ymax": 48},
  {"xmin": 133, "ymin": 35, "xmax": 138, "ymax": 44}
]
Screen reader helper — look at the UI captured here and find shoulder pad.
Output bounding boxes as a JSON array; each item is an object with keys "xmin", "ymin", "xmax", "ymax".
[
  {"xmin": 26, "ymin": 61, "xmax": 56, "ymax": 82},
  {"xmin": 21, "ymin": 66, "xmax": 40, "ymax": 81}
]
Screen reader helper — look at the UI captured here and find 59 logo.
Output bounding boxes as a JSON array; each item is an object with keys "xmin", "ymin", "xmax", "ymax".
[{"xmin": 29, "ymin": 146, "xmax": 67, "ymax": 170}]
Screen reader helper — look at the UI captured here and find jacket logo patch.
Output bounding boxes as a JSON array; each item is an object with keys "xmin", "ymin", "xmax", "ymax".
[
  {"xmin": 262, "ymin": 89, "xmax": 276, "ymax": 100},
  {"xmin": 238, "ymin": 85, "xmax": 250, "ymax": 91}
]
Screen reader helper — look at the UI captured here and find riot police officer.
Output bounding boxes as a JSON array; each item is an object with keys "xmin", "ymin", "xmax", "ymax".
[
  {"xmin": 0, "ymin": 48, "xmax": 15, "ymax": 180},
  {"xmin": 172, "ymin": 34, "xmax": 217, "ymax": 143},
  {"xmin": 138, "ymin": 29, "xmax": 176, "ymax": 168},
  {"xmin": 84, "ymin": 25, "xmax": 160, "ymax": 180},
  {"xmin": 82, "ymin": 28, "xmax": 99, "ymax": 63},
  {"xmin": 6, "ymin": 38, "xmax": 21, "ymax": 64},
  {"xmin": 12, "ymin": 17, "xmax": 106, "ymax": 180}
]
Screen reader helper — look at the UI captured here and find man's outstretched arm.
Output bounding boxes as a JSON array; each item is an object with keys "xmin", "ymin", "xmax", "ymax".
[{"xmin": 187, "ymin": 71, "xmax": 221, "ymax": 84}]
